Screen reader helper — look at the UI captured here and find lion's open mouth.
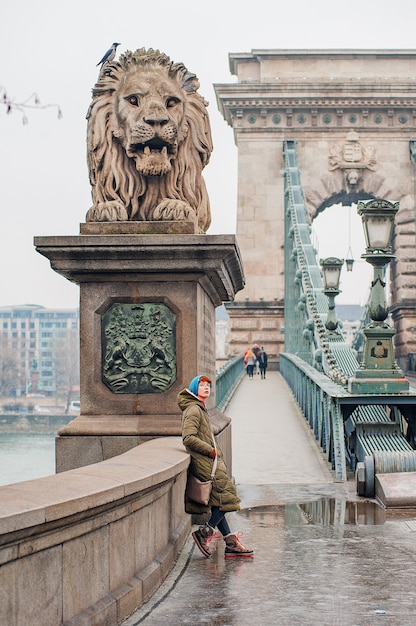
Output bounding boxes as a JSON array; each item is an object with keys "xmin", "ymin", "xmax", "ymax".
[
  {"xmin": 128, "ymin": 138, "xmax": 176, "ymax": 176},
  {"xmin": 129, "ymin": 138, "xmax": 177, "ymax": 158}
]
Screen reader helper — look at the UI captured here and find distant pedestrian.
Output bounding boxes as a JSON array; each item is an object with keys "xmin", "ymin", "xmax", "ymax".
[
  {"xmin": 252, "ymin": 344, "xmax": 261, "ymax": 375},
  {"xmin": 244, "ymin": 348, "xmax": 256, "ymax": 378},
  {"xmin": 243, "ymin": 347, "xmax": 251, "ymax": 367},
  {"xmin": 258, "ymin": 346, "xmax": 268, "ymax": 379},
  {"xmin": 177, "ymin": 375, "xmax": 254, "ymax": 559}
]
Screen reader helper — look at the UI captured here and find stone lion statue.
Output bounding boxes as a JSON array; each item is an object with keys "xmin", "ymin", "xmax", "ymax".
[{"xmin": 86, "ymin": 48, "xmax": 213, "ymax": 232}]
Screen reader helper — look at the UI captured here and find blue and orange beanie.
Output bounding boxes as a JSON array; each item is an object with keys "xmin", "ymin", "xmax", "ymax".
[{"xmin": 188, "ymin": 374, "xmax": 212, "ymax": 396}]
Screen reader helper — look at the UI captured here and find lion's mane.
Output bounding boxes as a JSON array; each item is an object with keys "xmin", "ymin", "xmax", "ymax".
[{"xmin": 86, "ymin": 48, "xmax": 213, "ymax": 231}]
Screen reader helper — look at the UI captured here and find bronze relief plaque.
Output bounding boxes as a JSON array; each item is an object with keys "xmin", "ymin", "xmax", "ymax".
[{"xmin": 102, "ymin": 303, "xmax": 176, "ymax": 394}]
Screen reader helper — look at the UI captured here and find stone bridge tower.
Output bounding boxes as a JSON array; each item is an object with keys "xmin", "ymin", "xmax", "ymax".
[{"xmin": 215, "ymin": 50, "xmax": 416, "ymax": 371}]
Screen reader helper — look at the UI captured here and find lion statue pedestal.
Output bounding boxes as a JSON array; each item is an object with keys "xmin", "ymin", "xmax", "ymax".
[
  {"xmin": 35, "ymin": 232, "xmax": 244, "ymax": 471},
  {"xmin": 80, "ymin": 220, "xmax": 198, "ymax": 236}
]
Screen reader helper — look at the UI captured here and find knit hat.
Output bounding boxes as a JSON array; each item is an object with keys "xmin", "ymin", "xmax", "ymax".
[{"xmin": 189, "ymin": 374, "xmax": 212, "ymax": 396}]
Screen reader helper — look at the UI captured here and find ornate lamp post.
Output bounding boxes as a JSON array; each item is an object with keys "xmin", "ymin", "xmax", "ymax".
[
  {"xmin": 349, "ymin": 199, "xmax": 409, "ymax": 393},
  {"xmin": 320, "ymin": 257, "xmax": 344, "ymax": 332}
]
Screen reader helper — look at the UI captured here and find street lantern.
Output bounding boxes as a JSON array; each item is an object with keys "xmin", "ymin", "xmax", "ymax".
[
  {"xmin": 358, "ymin": 199, "xmax": 398, "ymax": 322},
  {"xmin": 321, "ymin": 257, "xmax": 343, "ymax": 290},
  {"xmin": 320, "ymin": 257, "xmax": 344, "ymax": 332},
  {"xmin": 345, "ymin": 246, "xmax": 354, "ymax": 272},
  {"xmin": 349, "ymin": 198, "xmax": 408, "ymax": 394},
  {"xmin": 358, "ymin": 198, "xmax": 398, "ymax": 252}
]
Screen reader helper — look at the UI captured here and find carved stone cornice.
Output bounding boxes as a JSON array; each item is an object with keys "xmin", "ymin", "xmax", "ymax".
[
  {"xmin": 215, "ymin": 81, "xmax": 416, "ymax": 132},
  {"xmin": 34, "ymin": 233, "xmax": 245, "ymax": 305},
  {"xmin": 219, "ymin": 96, "xmax": 416, "ymax": 107}
]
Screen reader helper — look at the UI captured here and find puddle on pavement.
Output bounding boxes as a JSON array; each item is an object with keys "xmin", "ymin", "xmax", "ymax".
[{"xmin": 239, "ymin": 498, "xmax": 416, "ymax": 526}]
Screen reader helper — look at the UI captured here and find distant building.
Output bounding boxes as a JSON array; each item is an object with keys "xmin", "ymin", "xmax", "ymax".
[
  {"xmin": 336, "ymin": 304, "xmax": 363, "ymax": 346},
  {"xmin": 0, "ymin": 304, "xmax": 79, "ymax": 397}
]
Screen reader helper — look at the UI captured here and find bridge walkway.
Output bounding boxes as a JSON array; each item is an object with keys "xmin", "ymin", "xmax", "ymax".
[{"xmin": 122, "ymin": 371, "xmax": 416, "ymax": 625}]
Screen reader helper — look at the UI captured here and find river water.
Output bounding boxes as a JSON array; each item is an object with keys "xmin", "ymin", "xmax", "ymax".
[{"xmin": 0, "ymin": 433, "xmax": 56, "ymax": 486}]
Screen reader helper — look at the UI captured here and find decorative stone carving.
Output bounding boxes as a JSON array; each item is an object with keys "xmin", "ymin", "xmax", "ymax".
[
  {"xmin": 327, "ymin": 131, "xmax": 377, "ymax": 191},
  {"xmin": 345, "ymin": 168, "xmax": 360, "ymax": 188},
  {"xmin": 328, "ymin": 130, "xmax": 376, "ymax": 183},
  {"xmin": 86, "ymin": 48, "xmax": 213, "ymax": 232},
  {"xmin": 102, "ymin": 303, "xmax": 176, "ymax": 394}
]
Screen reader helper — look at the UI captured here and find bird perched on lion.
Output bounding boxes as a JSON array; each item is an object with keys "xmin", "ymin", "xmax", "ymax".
[{"xmin": 86, "ymin": 47, "xmax": 213, "ymax": 233}]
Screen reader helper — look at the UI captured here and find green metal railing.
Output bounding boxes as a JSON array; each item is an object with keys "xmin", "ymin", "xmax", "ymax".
[
  {"xmin": 280, "ymin": 352, "xmax": 348, "ymax": 480},
  {"xmin": 215, "ymin": 355, "xmax": 245, "ymax": 411}
]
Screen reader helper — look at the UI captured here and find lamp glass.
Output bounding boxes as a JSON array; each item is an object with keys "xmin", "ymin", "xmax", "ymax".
[
  {"xmin": 346, "ymin": 258, "xmax": 354, "ymax": 272},
  {"xmin": 363, "ymin": 215, "xmax": 395, "ymax": 249},
  {"xmin": 323, "ymin": 266, "xmax": 341, "ymax": 289}
]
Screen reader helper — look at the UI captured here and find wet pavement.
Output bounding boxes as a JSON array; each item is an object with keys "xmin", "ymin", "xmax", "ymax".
[{"xmin": 122, "ymin": 372, "xmax": 416, "ymax": 625}]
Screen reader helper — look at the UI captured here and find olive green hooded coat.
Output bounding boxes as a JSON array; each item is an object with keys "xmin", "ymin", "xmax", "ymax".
[{"xmin": 177, "ymin": 387, "xmax": 241, "ymax": 515}]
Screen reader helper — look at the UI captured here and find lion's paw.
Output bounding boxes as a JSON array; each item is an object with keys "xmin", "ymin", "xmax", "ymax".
[
  {"xmin": 86, "ymin": 202, "xmax": 129, "ymax": 222},
  {"xmin": 153, "ymin": 199, "xmax": 197, "ymax": 223}
]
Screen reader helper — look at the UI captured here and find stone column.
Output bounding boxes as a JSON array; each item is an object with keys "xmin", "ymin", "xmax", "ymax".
[{"xmin": 35, "ymin": 223, "xmax": 244, "ymax": 471}]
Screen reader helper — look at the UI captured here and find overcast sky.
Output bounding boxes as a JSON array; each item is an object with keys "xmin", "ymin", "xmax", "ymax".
[{"xmin": 1, "ymin": 0, "xmax": 415, "ymax": 309}]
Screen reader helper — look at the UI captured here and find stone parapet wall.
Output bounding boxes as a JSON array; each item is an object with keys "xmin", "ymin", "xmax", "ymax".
[
  {"xmin": 0, "ymin": 438, "xmax": 190, "ymax": 626},
  {"xmin": 55, "ymin": 412, "xmax": 233, "ymax": 473}
]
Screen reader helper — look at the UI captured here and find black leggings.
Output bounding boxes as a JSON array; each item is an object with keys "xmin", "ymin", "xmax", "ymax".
[{"xmin": 208, "ymin": 506, "xmax": 231, "ymax": 536}]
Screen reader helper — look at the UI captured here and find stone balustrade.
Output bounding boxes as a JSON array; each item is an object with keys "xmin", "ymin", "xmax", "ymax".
[{"xmin": 0, "ymin": 438, "xmax": 190, "ymax": 626}]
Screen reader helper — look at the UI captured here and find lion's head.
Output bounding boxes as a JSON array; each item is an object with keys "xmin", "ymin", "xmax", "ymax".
[{"xmin": 86, "ymin": 48, "xmax": 213, "ymax": 232}]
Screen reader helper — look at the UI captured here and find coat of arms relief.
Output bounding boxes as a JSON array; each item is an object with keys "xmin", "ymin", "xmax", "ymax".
[{"xmin": 328, "ymin": 130, "xmax": 377, "ymax": 190}]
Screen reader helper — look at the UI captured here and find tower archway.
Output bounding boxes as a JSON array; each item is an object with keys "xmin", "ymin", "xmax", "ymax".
[{"xmin": 215, "ymin": 50, "xmax": 416, "ymax": 371}]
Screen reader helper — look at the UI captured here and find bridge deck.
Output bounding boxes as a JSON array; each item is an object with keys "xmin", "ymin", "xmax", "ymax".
[
  {"xmin": 122, "ymin": 372, "xmax": 416, "ymax": 625},
  {"xmin": 230, "ymin": 370, "xmax": 333, "ymax": 485}
]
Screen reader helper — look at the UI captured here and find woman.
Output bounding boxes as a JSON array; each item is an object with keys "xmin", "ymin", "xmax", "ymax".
[
  {"xmin": 177, "ymin": 374, "xmax": 254, "ymax": 558},
  {"xmin": 244, "ymin": 349, "xmax": 256, "ymax": 378}
]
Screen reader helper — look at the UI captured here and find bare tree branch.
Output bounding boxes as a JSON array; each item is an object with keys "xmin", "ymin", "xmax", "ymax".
[{"xmin": 0, "ymin": 86, "xmax": 62, "ymax": 124}]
